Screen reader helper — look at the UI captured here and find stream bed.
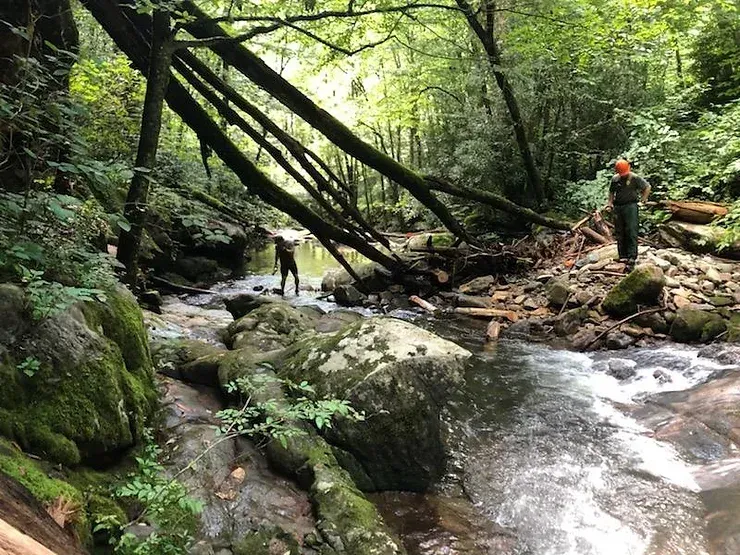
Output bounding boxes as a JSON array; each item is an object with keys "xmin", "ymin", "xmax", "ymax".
[{"xmin": 150, "ymin": 241, "xmax": 740, "ymax": 555}]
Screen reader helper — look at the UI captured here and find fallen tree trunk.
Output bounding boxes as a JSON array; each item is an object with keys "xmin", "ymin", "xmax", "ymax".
[
  {"xmin": 662, "ymin": 200, "xmax": 729, "ymax": 225},
  {"xmin": 175, "ymin": 51, "xmax": 393, "ymax": 251},
  {"xmin": 424, "ymin": 176, "xmax": 573, "ymax": 231},
  {"xmin": 181, "ymin": 2, "xmax": 478, "ymax": 245},
  {"xmin": 409, "ymin": 295, "xmax": 438, "ymax": 313},
  {"xmin": 81, "ymin": 0, "xmax": 400, "ymax": 275},
  {"xmin": 579, "ymin": 227, "xmax": 609, "ymax": 245}
]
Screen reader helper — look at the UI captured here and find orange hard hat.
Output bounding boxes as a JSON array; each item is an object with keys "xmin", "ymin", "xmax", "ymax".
[{"xmin": 615, "ymin": 159, "xmax": 630, "ymax": 176}]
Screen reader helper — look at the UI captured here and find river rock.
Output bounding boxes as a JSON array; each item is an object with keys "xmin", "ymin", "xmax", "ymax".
[
  {"xmin": 334, "ymin": 284, "xmax": 367, "ymax": 307},
  {"xmin": 553, "ymin": 306, "xmax": 588, "ymax": 336},
  {"xmin": 545, "ymin": 277, "xmax": 572, "ymax": 307},
  {"xmin": 570, "ymin": 328, "xmax": 598, "ymax": 350},
  {"xmin": 605, "ymin": 331, "xmax": 635, "ymax": 350},
  {"xmin": 652, "ymin": 369, "xmax": 672, "ymax": 384},
  {"xmin": 455, "ymin": 294, "xmax": 492, "ymax": 309},
  {"xmin": 602, "ymin": 264, "xmax": 665, "ymax": 317},
  {"xmin": 321, "ymin": 263, "xmax": 392, "ymax": 293},
  {"xmin": 634, "ymin": 311, "xmax": 669, "ymax": 334},
  {"xmin": 698, "ymin": 344, "xmax": 740, "ymax": 366},
  {"xmin": 607, "ymin": 359, "xmax": 636, "ymax": 380},
  {"xmin": 669, "ymin": 308, "xmax": 727, "ymax": 343},
  {"xmin": 151, "ymin": 338, "xmax": 225, "ymax": 387},
  {"xmin": 224, "ymin": 293, "xmax": 280, "ymax": 319},
  {"xmin": 458, "ymin": 275, "xmax": 495, "ymax": 296},
  {"xmin": 278, "ymin": 317, "xmax": 472, "ymax": 491},
  {"xmin": 160, "ymin": 377, "xmax": 318, "ymax": 551},
  {"xmin": 0, "ymin": 285, "xmax": 156, "ymax": 465}
]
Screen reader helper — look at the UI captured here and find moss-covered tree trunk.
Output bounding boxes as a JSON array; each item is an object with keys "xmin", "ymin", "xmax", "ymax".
[{"xmin": 117, "ymin": 8, "xmax": 173, "ymax": 286}]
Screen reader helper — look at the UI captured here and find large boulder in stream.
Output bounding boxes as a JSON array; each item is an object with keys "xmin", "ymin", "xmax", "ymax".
[
  {"xmin": 277, "ymin": 317, "xmax": 472, "ymax": 491},
  {"xmin": 602, "ymin": 264, "xmax": 665, "ymax": 317},
  {"xmin": 225, "ymin": 303, "xmax": 321, "ymax": 352},
  {"xmin": 0, "ymin": 285, "xmax": 157, "ymax": 465}
]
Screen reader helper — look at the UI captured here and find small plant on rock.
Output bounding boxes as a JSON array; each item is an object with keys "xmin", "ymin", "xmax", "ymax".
[
  {"xmin": 95, "ymin": 429, "xmax": 202, "ymax": 555},
  {"xmin": 218, "ymin": 366, "xmax": 365, "ymax": 448}
]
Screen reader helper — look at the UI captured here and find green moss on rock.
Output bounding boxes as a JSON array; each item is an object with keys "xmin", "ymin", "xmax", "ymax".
[
  {"xmin": 0, "ymin": 284, "xmax": 157, "ymax": 465},
  {"xmin": 0, "ymin": 438, "xmax": 90, "ymax": 541},
  {"xmin": 669, "ymin": 308, "xmax": 728, "ymax": 343},
  {"xmin": 602, "ymin": 264, "xmax": 665, "ymax": 317},
  {"xmin": 233, "ymin": 527, "xmax": 302, "ymax": 555}
]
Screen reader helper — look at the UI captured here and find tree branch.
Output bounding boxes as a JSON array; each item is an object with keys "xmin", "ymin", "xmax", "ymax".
[{"xmin": 205, "ymin": 3, "xmax": 465, "ymax": 25}]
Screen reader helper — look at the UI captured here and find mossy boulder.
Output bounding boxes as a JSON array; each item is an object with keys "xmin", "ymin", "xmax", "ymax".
[
  {"xmin": 406, "ymin": 232, "xmax": 456, "ymax": 250},
  {"xmin": 602, "ymin": 264, "xmax": 665, "ymax": 317},
  {"xmin": 669, "ymin": 308, "xmax": 728, "ymax": 343},
  {"xmin": 224, "ymin": 293, "xmax": 280, "ymax": 319},
  {"xmin": 277, "ymin": 317, "xmax": 472, "ymax": 491},
  {"xmin": 545, "ymin": 277, "xmax": 572, "ymax": 307},
  {"xmin": 0, "ymin": 285, "xmax": 156, "ymax": 465},
  {"xmin": 217, "ymin": 359, "xmax": 404, "ymax": 554},
  {"xmin": 226, "ymin": 303, "xmax": 320, "ymax": 352}
]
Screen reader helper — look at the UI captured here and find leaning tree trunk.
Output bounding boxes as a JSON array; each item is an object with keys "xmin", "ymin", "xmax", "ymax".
[
  {"xmin": 117, "ymin": 7, "xmax": 173, "ymax": 286},
  {"xmin": 81, "ymin": 0, "xmax": 400, "ymax": 273},
  {"xmin": 425, "ymin": 176, "xmax": 572, "ymax": 230},
  {"xmin": 179, "ymin": 1, "xmax": 477, "ymax": 246}
]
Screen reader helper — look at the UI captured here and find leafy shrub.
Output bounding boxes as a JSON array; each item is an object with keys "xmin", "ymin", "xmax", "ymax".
[
  {"xmin": 0, "ymin": 191, "xmax": 118, "ymax": 318},
  {"xmin": 218, "ymin": 367, "xmax": 365, "ymax": 448},
  {"xmin": 95, "ymin": 429, "xmax": 202, "ymax": 555}
]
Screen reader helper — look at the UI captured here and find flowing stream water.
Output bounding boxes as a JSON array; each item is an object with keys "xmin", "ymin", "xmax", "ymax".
[{"xmin": 153, "ymin": 241, "xmax": 740, "ymax": 555}]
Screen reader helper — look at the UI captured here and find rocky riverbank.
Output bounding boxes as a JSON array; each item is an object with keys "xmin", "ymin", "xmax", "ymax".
[{"xmin": 323, "ymin": 242, "xmax": 739, "ymax": 351}]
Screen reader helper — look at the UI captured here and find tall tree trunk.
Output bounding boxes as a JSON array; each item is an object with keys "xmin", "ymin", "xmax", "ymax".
[
  {"xmin": 455, "ymin": 0, "xmax": 545, "ymax": 206},
  {"xmin": 180, "ymin": 1, "xmax": 476, "ymax": 245},
  {"xmin": 117, "ymin": 7, "xmax": 172, "ymax": 286}
]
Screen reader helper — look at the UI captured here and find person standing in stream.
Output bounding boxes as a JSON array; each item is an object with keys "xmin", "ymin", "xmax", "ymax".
[
  {"xmin": 273, "ymin": 235, "xmax": 299, "ymax": 296},
  {"xmin": 607, "ymin": 159, "xmax": 651, "ymax": 269}
]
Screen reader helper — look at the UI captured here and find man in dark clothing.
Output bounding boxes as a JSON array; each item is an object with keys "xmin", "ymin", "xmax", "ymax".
[
  {"xmin": 273, "ymin": 235, "xmax": 299, "ymax": 296},
  {"xmin": 607, "ymin": 159, "xmax": 651, "ymax": 268}
]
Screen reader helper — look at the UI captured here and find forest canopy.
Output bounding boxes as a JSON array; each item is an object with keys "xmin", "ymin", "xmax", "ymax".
[{"xmin": 1, "ymin": 0, "xmax": 740, "ymax": 289}]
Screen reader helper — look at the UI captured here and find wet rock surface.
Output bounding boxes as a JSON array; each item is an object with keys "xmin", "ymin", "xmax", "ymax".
[
  {"xmin": 278, "ymin": 317, "xmax": 472, "ymax": 491},
  {"xmin": 159, "ymin": 377, "xmax": 318, "ymax": 552}
]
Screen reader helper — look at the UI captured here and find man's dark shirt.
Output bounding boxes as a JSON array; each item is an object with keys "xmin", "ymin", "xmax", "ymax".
[{"xmin": 610, "ymin": 172, "xmax": 649, "ymax": 205}]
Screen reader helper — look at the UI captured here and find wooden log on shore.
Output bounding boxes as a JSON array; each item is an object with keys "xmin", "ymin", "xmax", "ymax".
[
  {"xmin": 579, "ymin": 226, "xmax": 609, "ymax": 245},
  {"xmin": 662, "ymin": 200, "xmax": 728, "ymax": 224},
  {"xmin": 454, "ymin": 307, "xmax": 519, "ymax": 321},
  {"xmin": 409, "ymin": 295, "xmax": 438, "ymax": 313}
]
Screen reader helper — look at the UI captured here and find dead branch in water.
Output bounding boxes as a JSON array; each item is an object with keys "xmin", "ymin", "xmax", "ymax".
[{"xmin": 580, "ymin": 306, "xmax": 663, "ymax": 352}]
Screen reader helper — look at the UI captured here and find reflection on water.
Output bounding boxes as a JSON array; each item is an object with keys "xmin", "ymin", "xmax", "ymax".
[{"xmin": 247, "ymin": 240, "xmax": 369, "ymax": 278}]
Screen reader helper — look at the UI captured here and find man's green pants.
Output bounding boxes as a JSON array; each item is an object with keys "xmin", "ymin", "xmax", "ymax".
[{"xmin": 614, "ymin": 202, "xmax": 639, "ymax": 260}]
